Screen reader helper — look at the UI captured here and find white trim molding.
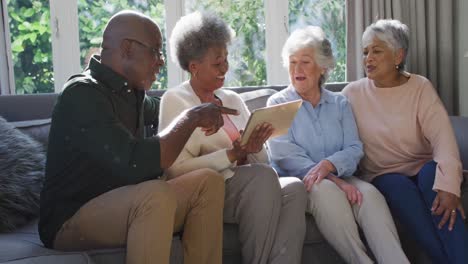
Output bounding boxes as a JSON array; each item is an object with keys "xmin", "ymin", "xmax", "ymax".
[
  {"xmin": 165, "ymin": 0, "xmax": 187, "ymax": 89},
  {"xmin": 264, "ymin": 0, "xmax": 289, "ymax": 85},
  {"xmin": 49, "ymin": 0, "xmax": 81, "ymax": 92},
  {"xmin": 0, "ymin": 0, "xmax": 15, "ymax": 94},
  {"xmin": 2, "ymin": 0, "xmax": 346, "ymax": 93}
]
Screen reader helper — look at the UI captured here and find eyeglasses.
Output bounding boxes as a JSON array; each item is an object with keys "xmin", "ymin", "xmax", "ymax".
[{"xmin": 126, "ymin": 38, "xmax": 164, "ymax": 61}]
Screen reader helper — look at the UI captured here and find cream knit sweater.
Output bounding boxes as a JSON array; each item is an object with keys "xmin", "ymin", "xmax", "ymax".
[{"xmin": 158, "ymin": 81, "xmax": 268, "ymax": 180}]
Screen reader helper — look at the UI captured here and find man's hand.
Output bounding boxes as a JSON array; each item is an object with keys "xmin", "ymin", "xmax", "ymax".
[
  {"xmin": 159, "ymin": 103, "xmax": 238, "ymax": 169},
  {"xmin": 303, "ymin": 160, "xmax": 336, "ymax": 192},
  {"xmin": 432, "ymin": 190, "xmax": 466, "ymax": 231},
  {"xmin": 191, "ymin": 103, "xmax": 239, "ymax": 136}
]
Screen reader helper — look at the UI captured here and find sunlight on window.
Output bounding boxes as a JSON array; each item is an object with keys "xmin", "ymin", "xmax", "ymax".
[
  {"xmin": 5, "ymin": 1, "xmax": 346, "ymax": 93},
  {"xmin": 7, "ymin": 0, "xmax": 53, "ymax": 94},
  {"xmin": 185, "ymin": 0, "xmax": 267, "ymax": 87}
]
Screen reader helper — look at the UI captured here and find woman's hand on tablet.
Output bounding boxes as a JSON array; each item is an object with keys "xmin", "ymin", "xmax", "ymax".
[{"xmin": 241, "ymin": 123, "xmax": 273, "ymax": 153}]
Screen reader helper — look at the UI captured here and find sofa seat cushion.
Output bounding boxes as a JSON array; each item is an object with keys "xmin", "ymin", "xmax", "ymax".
[
  {"xmin": 221, "ymin": 224, "xmax": 242, "ymax": 264},
  {"xmin": 0, "ymin": 220, "xmax": 81, "ymax": 263},
  {"xmin": 2, "ymin": 254, "xmax": 95, "ymax": 264},
  {"xmin": 0, "ymin": 220, "xmax": 184, "ymax": 264},
  {"xmin": 304, "ymin": 214, "xmax": 327, "ymax": 244}
]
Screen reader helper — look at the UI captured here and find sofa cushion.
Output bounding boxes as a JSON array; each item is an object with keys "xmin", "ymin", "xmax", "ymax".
[
  {"xmin": 0, "ymin": 220, "xmax": 184, "ymax": 264},
  {"xmin": 0, "ymin": 94, "xmax": 57, "ymax": 122},
  {"xmin": 0, "ymin": 116, "xmax": 45, "ymax": 232},
  {"xmin": 238, "ymin": 88, "xmax": 278, "ymax": 112},
  {"xmin": 11, "ymin": 119, "xmax": 51, "ymax": 148},
  {"xmin": 1, "ymin": 254, "xmax": 95, "ymax": 264}
]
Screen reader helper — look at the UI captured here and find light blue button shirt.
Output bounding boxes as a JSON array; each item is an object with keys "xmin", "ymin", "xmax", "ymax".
[{"xmin": 267, "ymin": 85, "xmax": 363, "ymax": 179}]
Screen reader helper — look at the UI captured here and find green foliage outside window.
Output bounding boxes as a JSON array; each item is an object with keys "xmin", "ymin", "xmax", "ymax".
[
  {"xmin": 7, "ymin": 0, "xmax": 53, "ymax": 94},
  {"xmin": 290, "ymin": 0, "xmax": 346, "ymax": 82},
  {"xmin": 7, "ymin": 0, "xmax": 166, "ymax": 94},
  {"xmin": 78, "ymin": 0, "xmax": 167, "ymax": 90},
  {"xmin": 6, "ymin": 0, "xmax": 345, "ymax": 94}
]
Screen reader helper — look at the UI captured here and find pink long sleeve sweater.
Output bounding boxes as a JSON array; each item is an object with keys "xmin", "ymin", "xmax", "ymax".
[{"xmin": 342, "ymin": 74, "xmax": 463, "ymax": 196}]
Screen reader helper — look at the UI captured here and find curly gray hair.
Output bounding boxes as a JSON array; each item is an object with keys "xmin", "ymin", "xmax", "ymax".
[
  {"xmin": 362, "ymin": 19, "xmax": 409, "ymax": 71},
  {"xmin": 169, "ymin": 11, "xmax": 234, "ymax": 72},
  {"xmin": 282, "ymin": 26, "xmax": 335, "ymax": 87}
]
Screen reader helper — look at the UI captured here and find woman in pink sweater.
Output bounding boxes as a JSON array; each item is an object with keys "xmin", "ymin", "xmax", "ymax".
[{"xmin": 342, "ymin": 19, "xmax": 468, "ymax": 264}]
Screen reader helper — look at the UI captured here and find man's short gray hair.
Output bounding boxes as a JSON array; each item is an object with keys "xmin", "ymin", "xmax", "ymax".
[
  {"xmin": 169, "ymin": 11, "xmax": 234, "ymax": 72},
  {"xmin": 282, "ymin": 26, "xmax": 335, "ymax": 86},
  {"xmin": 362, "ymin": 19, "xmax": 409, "ymax": 71}
]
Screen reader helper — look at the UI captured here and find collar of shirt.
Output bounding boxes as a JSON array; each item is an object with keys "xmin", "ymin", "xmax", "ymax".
[
  {"xmin": 87, "ymin": 55, "xmax": 132, "ymax": 94},
  {"xmin": 287, "ymin": 85, "xmax": 334, "ymax": 106}
]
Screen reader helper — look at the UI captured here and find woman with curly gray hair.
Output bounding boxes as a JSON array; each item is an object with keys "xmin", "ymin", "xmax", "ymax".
[
  {"xmin": 343, "ymin": 19, "xmax": 468, "ymax": 264},
  {"xmin": 267, "ymin": 26, "xmax": 409, "ymax": 264},
  {"xmin": 159, "ymin": 11, "xmax": 308, "ymax": 264}
]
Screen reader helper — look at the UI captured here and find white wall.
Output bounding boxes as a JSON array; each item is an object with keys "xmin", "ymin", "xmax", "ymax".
[{"xmin": 458, "ymin": 0, "xmax": 468, "ymax": 116}]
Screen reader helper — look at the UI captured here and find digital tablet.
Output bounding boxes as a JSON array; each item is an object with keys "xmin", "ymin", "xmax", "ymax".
[{"xmin": 240, "ymin": 99, "xmax": 302, "ymax": 145}]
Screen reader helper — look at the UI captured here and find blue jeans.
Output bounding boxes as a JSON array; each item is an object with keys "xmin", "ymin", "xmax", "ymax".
[{"xmin": 372, "ymin": 161, "xmax": 468, "ymax": 264}]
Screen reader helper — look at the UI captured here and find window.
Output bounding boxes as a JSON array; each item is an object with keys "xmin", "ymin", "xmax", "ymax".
[
  {"xmin": 1, "ymin": 0, "xmax": 346, "ymax": 94},
  {"xmin": 77, "ymin": 0, "xmax": 167, "ymax": 90},
  {"xmin": 7, "ymin": 0, "xmax": 53, "ymax": 94},
  {"xmin": 185, "ymin": 0, "xmax": 267, "ymax": 87},
  {"xmin": 289, "ymin": 0, "xmax": 346, "ymax": 82}
]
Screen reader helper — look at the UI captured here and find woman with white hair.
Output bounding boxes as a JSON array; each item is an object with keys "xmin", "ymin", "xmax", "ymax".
[
  {"xmin": 159, "ymin": 11, "xmax": 307, "ymax": 264},
  {"xmin": 267, "ymin": 26, "xmax": 409, "ymax": 264},
  {"xmin": 343, "ymin": 19, "xmax": 468, "ymax": 264}
]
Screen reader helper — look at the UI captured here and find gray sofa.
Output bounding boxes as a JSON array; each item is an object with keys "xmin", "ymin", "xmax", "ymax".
[{"xmin": 0, "ymin": 83, "xmax": 467, "ymax": 264}]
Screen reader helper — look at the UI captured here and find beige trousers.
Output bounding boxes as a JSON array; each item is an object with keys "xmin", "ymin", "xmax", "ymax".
[
  {"xmin": 53, "ymin": 168, "xmax": 225, "ymax": 264},
  {"xmin": 307, "ymin": 176, "xmax": 409, "ymax": 264},
  {"xmin": 224, "ymin": 164, "xmax": 307, "ymax": 264}
]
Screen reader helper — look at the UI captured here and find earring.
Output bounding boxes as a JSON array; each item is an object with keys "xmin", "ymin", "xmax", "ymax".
[{"xmin": 395, "ymin": 65, "xmax": 400, "ymax": 70}]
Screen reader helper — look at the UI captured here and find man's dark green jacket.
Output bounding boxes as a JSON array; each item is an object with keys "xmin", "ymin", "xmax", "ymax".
[{"xmin": 39, "ymin": 56, "xmax": 163, "ymax": 248}]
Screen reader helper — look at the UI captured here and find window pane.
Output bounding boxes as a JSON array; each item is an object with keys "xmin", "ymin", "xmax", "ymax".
[
  {"xmin": 7, "ymin": 0, "xmax": 53, "ymax": 94},
  {"xmin": 78, "ymin": 0, "xmax": 167, "ymax": 89},
  {"xmin": 289, "ymin": 0, "xmax": 346, "ymax": 82},
  {"xmin": 185, "ymin": 0, "xmax": 267, "ymax": 87}
]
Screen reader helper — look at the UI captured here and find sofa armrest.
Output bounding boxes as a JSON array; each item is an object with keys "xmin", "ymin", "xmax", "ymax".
[{"xmin": 450, "ymin": 116, "xmax": 468, "ymax": 171}]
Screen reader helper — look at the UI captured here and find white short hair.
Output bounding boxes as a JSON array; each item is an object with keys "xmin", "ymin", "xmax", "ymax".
[{"xmin": 282, "ymin": 26, "xmax": 335, "ymax": 86}]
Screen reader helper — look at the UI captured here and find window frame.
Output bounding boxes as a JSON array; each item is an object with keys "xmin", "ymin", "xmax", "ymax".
[
  {"xmin": 164, "ymin": 0, "xmax": 187, "ymax": 88},
  {"xmin": 50, "ymin": 0, "xmax": 81, "ymax": 93},
  {"xmin": 1, "ymin": 0, "xmax": 15, "ymax": 94},
  {"xmin": 1, "ymin": 0, "xmax": 332, "ymax": 94},
  {"xmin": 264, "ymin": 0, "xmax": 289, "ymax": 85}
]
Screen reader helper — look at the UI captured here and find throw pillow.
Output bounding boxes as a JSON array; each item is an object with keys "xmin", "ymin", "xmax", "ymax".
[{"xmin": 0, "ymin": 116, "xmax": 45, "ymax": 232}]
